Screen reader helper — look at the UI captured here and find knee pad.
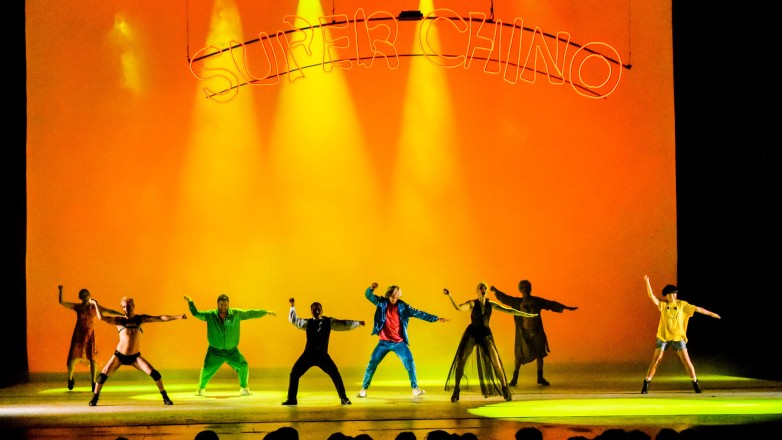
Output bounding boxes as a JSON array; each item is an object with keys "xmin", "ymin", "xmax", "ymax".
[
  {"xmin": 150, "ymin": 369, "xmax": 162, "ymax": 381},
  {"xmin": 97, "ymin": 373, "xmax": 108, "ymax": 384}
]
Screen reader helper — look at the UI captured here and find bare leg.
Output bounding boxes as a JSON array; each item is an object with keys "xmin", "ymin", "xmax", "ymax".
[
  {"xmin": 508, "ymin": 356, "xmax": 522, "ymax": 386},
  {"xmin": 486, "ymin": 343, "xmax": 512, "ymax": 401},
  {"xmin": 135, "ymin": 357, "xmax": 172, "ymax": 404},
  {"xmin": 675, "ymin": 349, "xmax": 702, "ymax": 393},
  {"xmin": 675, "ymin": 349, "xmax": 697, "ymax": 379},
  {"xmin": 90, "ymin": 356, "xmax": 121, "ymax": 406},
  {"xmin": 66, "ymin": 358, "xmax": 78, "ymax": 390},
  {"xmin": 67, "ymin": 359, "xmax": 77, "ymax": 380},
  {"xmin": 645, "ymin": 348, "xmax": 665, "ymax": 379},
  {"xmin": 641, "ymin": 348, "xmax": 665, "ymax": 394},
  {"xmin": 451, "ymin": 340, "xmax": 476, "ymax": 402},
  {"xmin": 89, "ymin": 360, "xmax": 99, "ymax": 391}
]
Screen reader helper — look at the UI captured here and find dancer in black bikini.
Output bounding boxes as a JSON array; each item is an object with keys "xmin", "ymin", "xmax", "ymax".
[{"xmin": 87, "ymin": 296, "xmax": 187, "ymax": 406}]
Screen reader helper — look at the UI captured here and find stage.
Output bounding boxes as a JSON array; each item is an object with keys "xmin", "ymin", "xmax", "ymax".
[{"xmin": 1, "ymin": 363, "xmax": 781, "ymax": 439}]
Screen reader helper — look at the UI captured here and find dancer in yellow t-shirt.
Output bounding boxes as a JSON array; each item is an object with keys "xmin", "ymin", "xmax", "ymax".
[{"xmin": 641, "ymin": 275, "xmax": 721, "ymax": 394}]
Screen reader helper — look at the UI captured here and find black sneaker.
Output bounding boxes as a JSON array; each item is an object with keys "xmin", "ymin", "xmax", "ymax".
[
  {"xmin": 88, "ymin": 394, "xmax": 99, "ymax": 406},
  {"xmin": 282, "ymin": 399, "xmax": 298, "ymax": 406},
  {"xmin": 537, "ymin": 377, "xmax": 550, "ymax": 386},
  {"xmin": 161, "ymin": 391, "xmax": 174, "ymax": 405},
  {"xmin": 641, "ymin": 379, "xmax": 650, "ymax": 394},
  {"xmin": 340, "ymin": 398, "xmax": 352, "ymax": 405},
  {"xmin": 692, "ymin": 379, "xmax": 702, "ymax": 394}
]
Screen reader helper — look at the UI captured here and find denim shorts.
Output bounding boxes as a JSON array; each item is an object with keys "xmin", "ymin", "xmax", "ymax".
[{"xmin": 656, "ymin": 338, "xmax": 687, "ymax": 351}]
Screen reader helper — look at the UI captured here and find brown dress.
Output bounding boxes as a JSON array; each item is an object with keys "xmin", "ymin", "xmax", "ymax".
[{"xmin": 67, "ymin": 302, "xmax": 99, "ymax": 365}]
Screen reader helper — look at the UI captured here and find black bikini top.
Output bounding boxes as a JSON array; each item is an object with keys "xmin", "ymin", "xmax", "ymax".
[{"xmin": 118, "ymin": 315, "xmax": 144, "ymax": 333}]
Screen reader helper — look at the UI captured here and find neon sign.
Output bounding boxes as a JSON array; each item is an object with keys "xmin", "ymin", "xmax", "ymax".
[{"xmin": 189, "ymin": 9, "xmax": 627, "ymax": 103}]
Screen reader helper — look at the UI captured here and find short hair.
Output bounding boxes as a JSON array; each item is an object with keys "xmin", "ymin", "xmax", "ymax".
[
  {"xmin": 662, "ymin": 284, "xmax": 678, "ymax": 296},
  {"xmin": 477, "ymin": 282, "xmax": 488, "ymax": 291},
  {"xmin": 385, "ymin": 285, "xmax": 399, "ymax": 299},
  {"xmin": 518, "ymin": 280, "xmax": 532, "ymax": 295},
  {"xmin": 120, "ymin": 296, "xmax": 134, "ymax": 306},
  {"xmin": 78, "ymin": 289, "xmax": 90, "ymax": 300},
  {"xmin": 311, "ymin": 302, "xmax": 322, "ymax": 309},
  {"xmin": 217, "ymin": 294, "xmax": 230, "ymax": 303}
]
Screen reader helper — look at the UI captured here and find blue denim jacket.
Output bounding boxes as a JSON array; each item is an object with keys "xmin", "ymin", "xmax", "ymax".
[{"xmin": 364, "ymin": 287, "xmax": 439, "ymax": 345}]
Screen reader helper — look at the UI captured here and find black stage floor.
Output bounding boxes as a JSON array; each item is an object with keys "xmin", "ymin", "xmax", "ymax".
[{"xmin": 1, "ymin": 363, "xmax": 781, "ymax": 440}]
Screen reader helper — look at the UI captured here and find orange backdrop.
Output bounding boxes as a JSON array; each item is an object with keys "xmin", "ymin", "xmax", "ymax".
[{"xmin": 25, "ymin": 1, "xmax": 676, "ymax": 373}]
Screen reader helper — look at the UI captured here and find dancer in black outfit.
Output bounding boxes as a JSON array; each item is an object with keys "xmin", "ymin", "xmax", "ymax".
[
  {"xmin": 88, "ymin": 296, "xmax": 186, "ymax": 406},
  {"xmin": 282, "ymin": 297, "xmax": 365, "ymax": 405},
  {"xmin": 443, "ymin": 282, "xmax": 537, "ymax": 402}
]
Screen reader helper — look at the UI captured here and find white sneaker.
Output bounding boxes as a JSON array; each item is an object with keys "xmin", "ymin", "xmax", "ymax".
[
  {"xmin": 412, "ymin": 388, "xmax": 426, "ymax": 397},
  {"xmin": 240, "ymin": 387, "xmax": 251, "ymax": 396},
  {"xmin": 356, "ymin": 388, "xmax": 367, "ymax": 398},
  {"xmin": 195, "ymin": 388, "xmax": 205, "ymax": 396}
]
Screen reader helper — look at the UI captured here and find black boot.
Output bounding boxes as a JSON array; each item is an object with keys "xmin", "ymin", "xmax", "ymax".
[
  {"xmin": 450, "ymin": 388, "xmax": 460, "ymax": 403},
  {"xmin": 508, "ymin": 372, "xmax": 518, "ymax": 387},
  {"xmin": 641, "ymin": 379, "xmax": 650, "ymax": 394},
  {"xmin": 282, "ymin": 398, "xmax": 298, "ymax": 405},
  {"xmin": 88, "ymin": 393, "xmax": 99, "ymax": 406},
  {"xmin": 67, "ymin": 378, "xmax": 75, "ymax": 391},
  {"xmin": 340, "ymin": 398, "xmax": 352, "ymax": 405},
  {"xmin": 161, "ymin": 390, "xmax": 173, "ymax": 405},
  {"xmin": 537, "ymin": 371, "xmax": 550, "ymax": 386},
  {"xmin": 692, "ymin": 379, "xmax": 702, "ymax": 394}
]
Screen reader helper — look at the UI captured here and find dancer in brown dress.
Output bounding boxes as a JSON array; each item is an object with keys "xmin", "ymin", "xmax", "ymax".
[
  {"xmin": 58, "ymin": 285, "xmax": 123, "ymax": 391},
  {"xmin": 491, "ymin": 280, "xmax": 577, "ymax": 386}
]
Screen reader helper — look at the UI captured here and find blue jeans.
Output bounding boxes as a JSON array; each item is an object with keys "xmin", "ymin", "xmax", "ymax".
[{"xmin": 362, "ymin": 340, "xmax": 418, "ymax": 389}]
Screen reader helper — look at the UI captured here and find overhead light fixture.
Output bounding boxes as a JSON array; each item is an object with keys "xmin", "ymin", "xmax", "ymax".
[{"xmin": 398, "ymin": 10, "xmax": 423, "ymax": 21}]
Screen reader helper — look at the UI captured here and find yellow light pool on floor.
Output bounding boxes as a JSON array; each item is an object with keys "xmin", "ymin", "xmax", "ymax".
[{"xmin": 469, "ymin": 397, "xmax": 782, "ymax": 419}]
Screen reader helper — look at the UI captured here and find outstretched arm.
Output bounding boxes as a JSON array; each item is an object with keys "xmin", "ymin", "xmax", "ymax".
[
  {"xmin": 141, "ymin": 313, "xmax": 187, "ymax": 323},
  {"xmin": 443, "ymin": 288, "xmax": 471, "ymax": 311},
  {"xmin": 695, "ymin": 306, "xmax": 721, "ymax": 319},
  {"xmin": 489, "ymin": 300, "xmax": 538, "ymax": 317},
  {"xmin": 490, "ymin": 285, "xmax": 515, "ymax": 307},
  {"xmin": 97, "ymin": 302, "xmax": 125, "ymax": 317},
  {"xmin": 331, "ymin": 318, "xmax": 366, "ymax": 331},
  {"xmin": 644, "ymin": 275, "xmax": 660, "ymax": 307}
]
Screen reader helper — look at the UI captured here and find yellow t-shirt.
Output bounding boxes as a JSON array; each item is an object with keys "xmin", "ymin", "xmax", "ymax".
[{"xmin": 656, "ymin": 299, "xmax": 696, "ymax": 342}]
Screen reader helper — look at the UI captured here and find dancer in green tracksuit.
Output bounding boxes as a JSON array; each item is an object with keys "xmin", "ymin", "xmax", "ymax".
[{"xmin": 184, "ymin": 294, "xmax": 276, "ymax": 396}]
